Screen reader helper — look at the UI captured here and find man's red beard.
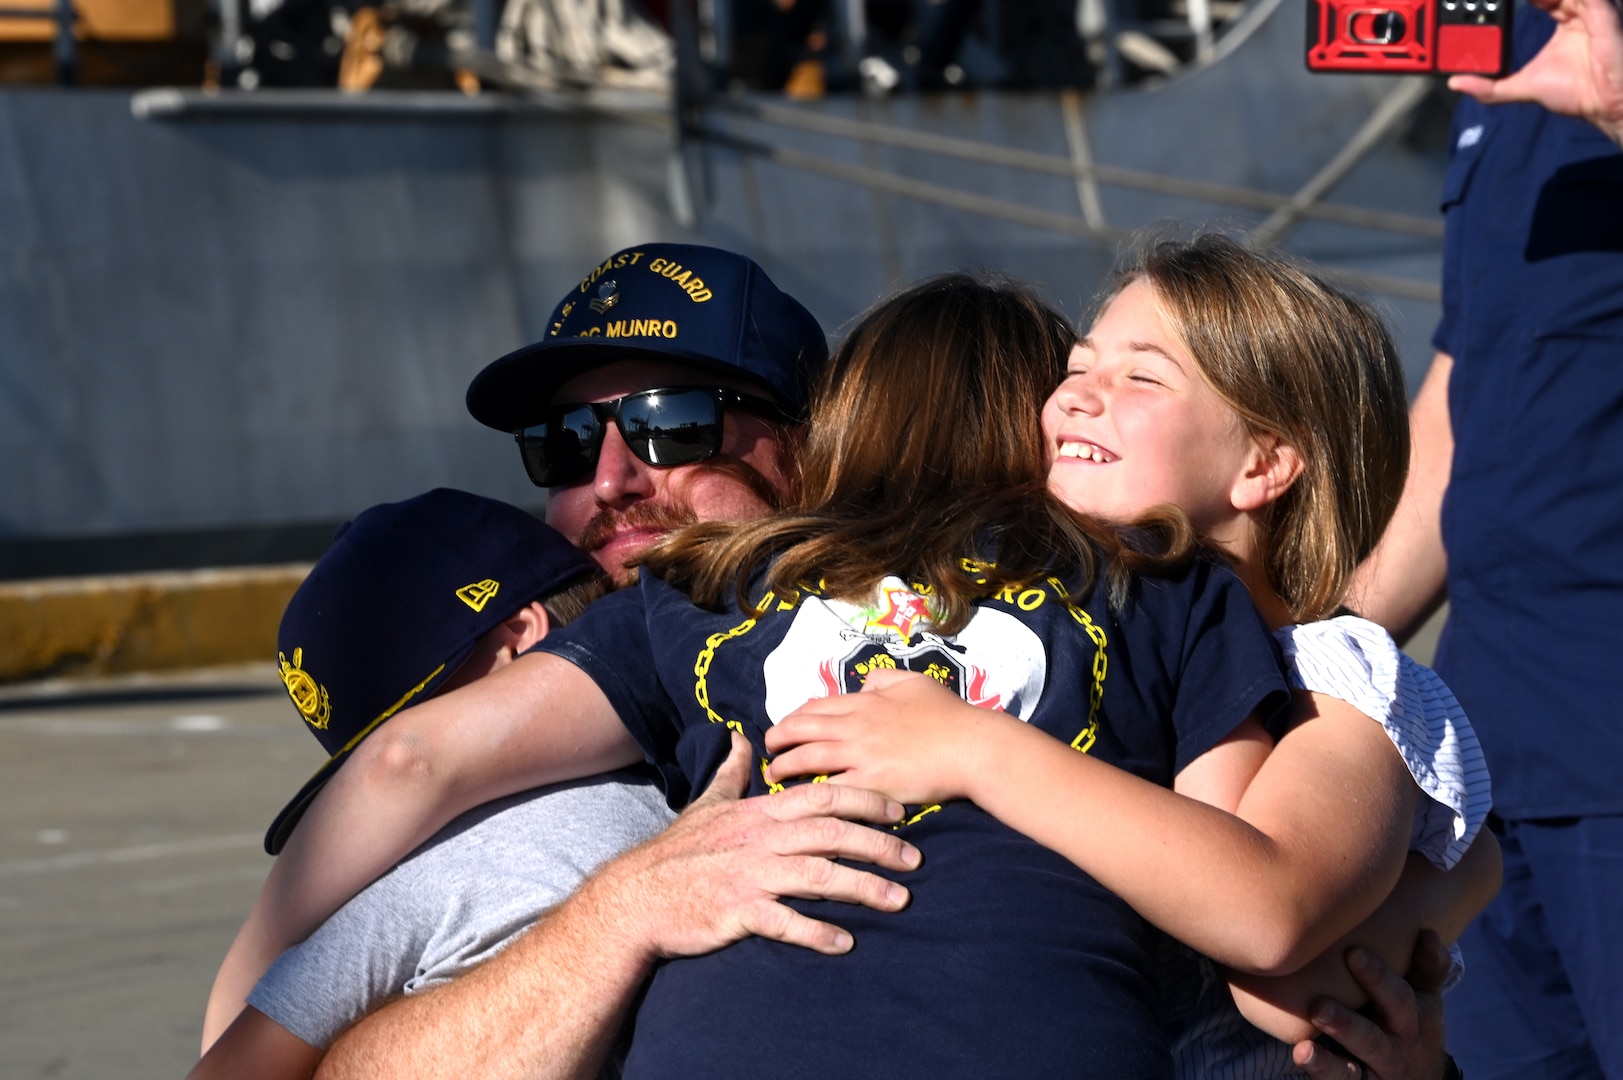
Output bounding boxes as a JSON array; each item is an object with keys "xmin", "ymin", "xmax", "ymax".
[
  {"xmin": 574, "ymin": 454, "xmax": 791, "ymax": 571},
  {"xmin": 575, "ymin": 498, "xmax": 699, "ymax": 562}
]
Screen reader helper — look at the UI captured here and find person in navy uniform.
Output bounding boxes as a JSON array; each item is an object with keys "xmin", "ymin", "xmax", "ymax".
[{"xmin": 1352, "ymin": 0, "xmax": 1623, "ymax": 1074}]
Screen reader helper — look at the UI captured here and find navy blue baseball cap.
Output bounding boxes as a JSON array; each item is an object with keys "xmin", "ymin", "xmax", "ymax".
[
  {"xmin": 264, "ymin": 488, "xmax": 600, "ymax": 855},
  {"xmin": 465, "ymin": 243, "xmax": 828, "ymax": 433}
]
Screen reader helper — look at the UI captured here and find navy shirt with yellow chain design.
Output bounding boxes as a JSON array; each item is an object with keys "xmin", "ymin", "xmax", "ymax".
[{"xmin": 537, "ymin": 551, "xmax": 1288, "ymax": 1079}]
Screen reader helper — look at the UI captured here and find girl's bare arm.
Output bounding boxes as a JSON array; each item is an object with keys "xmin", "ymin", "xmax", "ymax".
[
  {"xmin": 1229, "ymin": 829, "xmax": 1502, "ymax": 1043},
  {"xmin": 769, "ymin": 679, "xmax": 1416, "ymax": 979}
]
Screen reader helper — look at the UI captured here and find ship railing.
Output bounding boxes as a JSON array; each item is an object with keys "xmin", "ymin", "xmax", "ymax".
[
  {"xmin": 0, "ymin": 0, "xmax": 76, "ymax": 83},
  {"xmin": 681, "ymin": 81, "xmax": 1442, "ymax": 303}
]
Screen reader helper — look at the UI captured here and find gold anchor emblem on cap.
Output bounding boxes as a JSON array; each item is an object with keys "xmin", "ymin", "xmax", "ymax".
[
  {"xmin": 589, "ymin": 280, "xmax": 621, "ymax": 314},
  {"xmin": 279, "ymin": 647, "xmax": 332, "ymax": 730}
]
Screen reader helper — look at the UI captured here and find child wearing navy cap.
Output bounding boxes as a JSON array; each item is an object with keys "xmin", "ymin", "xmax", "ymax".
[
  {"xmin": 193, "ymin": 489, "xmax": 675, "ymax": 1076},
  {"xmin": 263, "ymin": 487, "xmax": 612, "ymax": 855}
]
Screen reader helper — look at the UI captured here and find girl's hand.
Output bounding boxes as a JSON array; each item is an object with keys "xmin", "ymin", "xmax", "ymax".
[{"xmin": 763, "ymin": 669, "xmax": 1009, "ymax": 806}]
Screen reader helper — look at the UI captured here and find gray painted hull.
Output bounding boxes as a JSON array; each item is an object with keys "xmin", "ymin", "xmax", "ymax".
[{"xmin": 0, "ymin": 2, "xmax": 1450, "ymax": 573}]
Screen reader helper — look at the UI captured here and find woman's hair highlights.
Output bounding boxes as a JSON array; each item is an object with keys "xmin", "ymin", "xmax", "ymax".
[
  {"xmin": 644, "ymin": 272, "xmax": 1192, "ymax": 630},
  {"xmin": 1106, "ymin": 233, "xmax": 1410, "ymax": 622}
]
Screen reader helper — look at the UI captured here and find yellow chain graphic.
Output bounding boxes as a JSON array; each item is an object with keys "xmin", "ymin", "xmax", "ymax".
[
  {"xmin": 693, "ymin": 596, "xmax": 772, "ymax": 731},
  {"xmin": 759, "ymin": 757, "xmax": 784, "ymax": 794},
  {"xmin": 898, "ymin": 803, "xmax": 943, "ymax": 828},
  {"xmin": 693, "ymin": 589, "xmax": 834, "ymax": 799},
  {"xmin": 1047, "ymin": 576, "xmax": 1107, "ymax": 754}
]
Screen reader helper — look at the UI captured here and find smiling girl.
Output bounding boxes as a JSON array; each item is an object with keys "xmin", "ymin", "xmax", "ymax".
[{"xmin": 767, "ymin": 236, "xmax": 1498, "ymax": 1067}]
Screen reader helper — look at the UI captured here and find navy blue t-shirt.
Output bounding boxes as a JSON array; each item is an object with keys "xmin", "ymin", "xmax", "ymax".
[
  {"xmin": 539, "ymin": 553, "xmax": 1287, "ymax": 1078},
  {"xmin": 1433, "ymin": 5, "xmax": 1623, "ymax": 818}
]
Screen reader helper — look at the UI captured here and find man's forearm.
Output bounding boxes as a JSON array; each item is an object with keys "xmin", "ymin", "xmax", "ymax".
[
  {"xmin": 1348, "ymin": 351, "xmax": 1454, "ymax": 643},
  {"xmin": 314, "ymin": 735, "xmax": 918, "ymax": 1079},
  {"xmin": 316, "ymin": 871, "xmax": 653, "ymax": 1080}
]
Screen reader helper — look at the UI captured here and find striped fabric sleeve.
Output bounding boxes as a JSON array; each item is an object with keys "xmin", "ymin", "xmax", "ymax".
[{"xmin": 1274, "ymin": 616, "xmax": 1492, "ymax": 871}]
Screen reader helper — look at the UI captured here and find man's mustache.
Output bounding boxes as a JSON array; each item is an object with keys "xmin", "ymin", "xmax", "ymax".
[
  {"xmin": 574, "ymin": 455, "xmax": 789, "ymax": 558},
  {"xmin": 576, "ymin": 499, "xmax": 698, "ymax": 557}
]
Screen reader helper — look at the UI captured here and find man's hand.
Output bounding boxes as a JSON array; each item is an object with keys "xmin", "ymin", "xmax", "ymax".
[
  {"xmin": 1293, "ymin": 931, "xmax": 1453, "ymax": 1080},
  {"xmin": 596, "ymin": 730, "xmax": 921, "ymax": 959},
  {"xmin": 1449, "ymin": 0, "xmax": 1623, "ymax": 145},
  {"xmin": 317, "ymin": 733, "xmax": 920, "ymax": 1080}
]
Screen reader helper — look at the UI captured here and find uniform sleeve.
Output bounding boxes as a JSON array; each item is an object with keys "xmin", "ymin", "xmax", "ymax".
[
  {"xmin": 1432, "ymin": 101, "xmax": 1473, "ymax": 360},
  {"xmin": 1165, "ymin": 561, "xmax": 1292, "ymax": 772},
  {"xmin": 1276, "ymin": 616, "xmax": 1491, "ymax": 869},
  {"xmin": 530, "ymin": 581, "xmax": 688, "ymax": 802}
]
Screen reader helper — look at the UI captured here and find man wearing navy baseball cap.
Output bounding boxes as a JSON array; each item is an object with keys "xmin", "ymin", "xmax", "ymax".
[
  {"xmin": 467, "ymin": 242, "xmax": 828, "ymax": 583},
  {"xmin": 304, "ymin": 249, "xmax": 920, "ymax": 1079},
  {"xmin": 202, "ymin": 247, "xmax": 917, "ymax": 1079},
  {"xmin": 195, "ymin": 490, "xmax": 677, "ymax": 1077}
]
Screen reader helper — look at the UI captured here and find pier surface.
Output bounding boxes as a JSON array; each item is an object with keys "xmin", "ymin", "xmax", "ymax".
[{"xmin": 0, "ymin": 664, "xmax": 324, "ymax": 1079}]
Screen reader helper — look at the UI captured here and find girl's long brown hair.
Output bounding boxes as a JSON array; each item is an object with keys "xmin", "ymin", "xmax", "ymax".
[
  {"xmin": 642, "ymin": 273, "xmax": 1193, "ymax": 632},
  {"xmin": 1109, "ymin": 234, "xmax": 1410, "ymax": 622}
]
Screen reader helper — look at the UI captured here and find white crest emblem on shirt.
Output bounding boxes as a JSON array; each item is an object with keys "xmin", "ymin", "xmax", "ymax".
[
  {"xmin": 761, "ymin": 577, "xmax": 1047, "ymax": 724},
  {"xmin": 1457, "ymin": 124, "xmax": 1484, "ymax": 149}
]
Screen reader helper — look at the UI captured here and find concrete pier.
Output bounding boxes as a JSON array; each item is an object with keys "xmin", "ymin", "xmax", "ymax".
[
  {"xmin": 0, "ymin": 566, "xmax": 310, "ymax": 682},
  {"xmin": 0, "ymin": 664, "xmax": 326, "ymax": 1078}
]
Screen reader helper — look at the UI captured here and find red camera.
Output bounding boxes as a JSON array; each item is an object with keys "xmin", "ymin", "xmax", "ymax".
[{"xmin": 1306, "ymin": 0, "xmax": 1512, "ymax": 75}]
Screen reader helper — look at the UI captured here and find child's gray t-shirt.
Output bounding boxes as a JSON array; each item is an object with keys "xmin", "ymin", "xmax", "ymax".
[{"xmin": 248, "ymin": 770, "xmax": 676, "ymax": 1049}]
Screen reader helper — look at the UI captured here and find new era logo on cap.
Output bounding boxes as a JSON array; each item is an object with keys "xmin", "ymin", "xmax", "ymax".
[
  {"xmin": 263, "ymin": 488, "xmax": 599, "ymax": 854},
  {"xmin": 457, "ymin": 579, "xmax": 500, "ymax": 612}
]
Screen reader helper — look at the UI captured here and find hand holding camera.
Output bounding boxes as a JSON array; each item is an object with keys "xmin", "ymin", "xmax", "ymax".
[{"xmin": 1448, "ymin": 0, "xmax": 1623, "ymax": 144}]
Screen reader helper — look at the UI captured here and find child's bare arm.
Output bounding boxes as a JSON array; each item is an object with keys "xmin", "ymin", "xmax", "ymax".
[
  {"xmin": 189, "ymin": 1007, "xmax": 323, "ymax": 1080},
  {"xmin": 1229, "ymin": 829, "xmax": 1502, "ymax": 1044},
  {"xmin": 768, "ymin": 677, "xmax": 1415, "ymax": 976},
  {"xmin": 1185, "ymin": 690, "xmax": 1419, "ymax": 969},
  {"xmin": 202, "ymin": 652, "xmax": 640, "ymax": 1049}
]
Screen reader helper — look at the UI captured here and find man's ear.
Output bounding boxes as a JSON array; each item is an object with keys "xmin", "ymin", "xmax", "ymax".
[
  {"xmin": 499, "ymin": 600, "xmax": 552, "ymax": 655},
  {"xmin": 1230, "ymin": 435, "xmax": 1305, "ymax": 513}
]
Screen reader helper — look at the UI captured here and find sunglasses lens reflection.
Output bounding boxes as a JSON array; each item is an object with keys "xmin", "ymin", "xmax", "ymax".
[
  {"xmin": 627, "ymin": 391, "xmax": 724, "ymax": 465},
  {"xmin": 519, "ymin": 406, "xmax": 599, "ymax": 486},
  {"xmin": 517, "ymin": 390, "xmax": 729, "ymax": 487}
]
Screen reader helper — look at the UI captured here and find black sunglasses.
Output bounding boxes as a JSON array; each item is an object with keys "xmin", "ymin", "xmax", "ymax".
[{"xmin": 516, "ymin": 386, "xmax": 788, "ymax": 488}]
